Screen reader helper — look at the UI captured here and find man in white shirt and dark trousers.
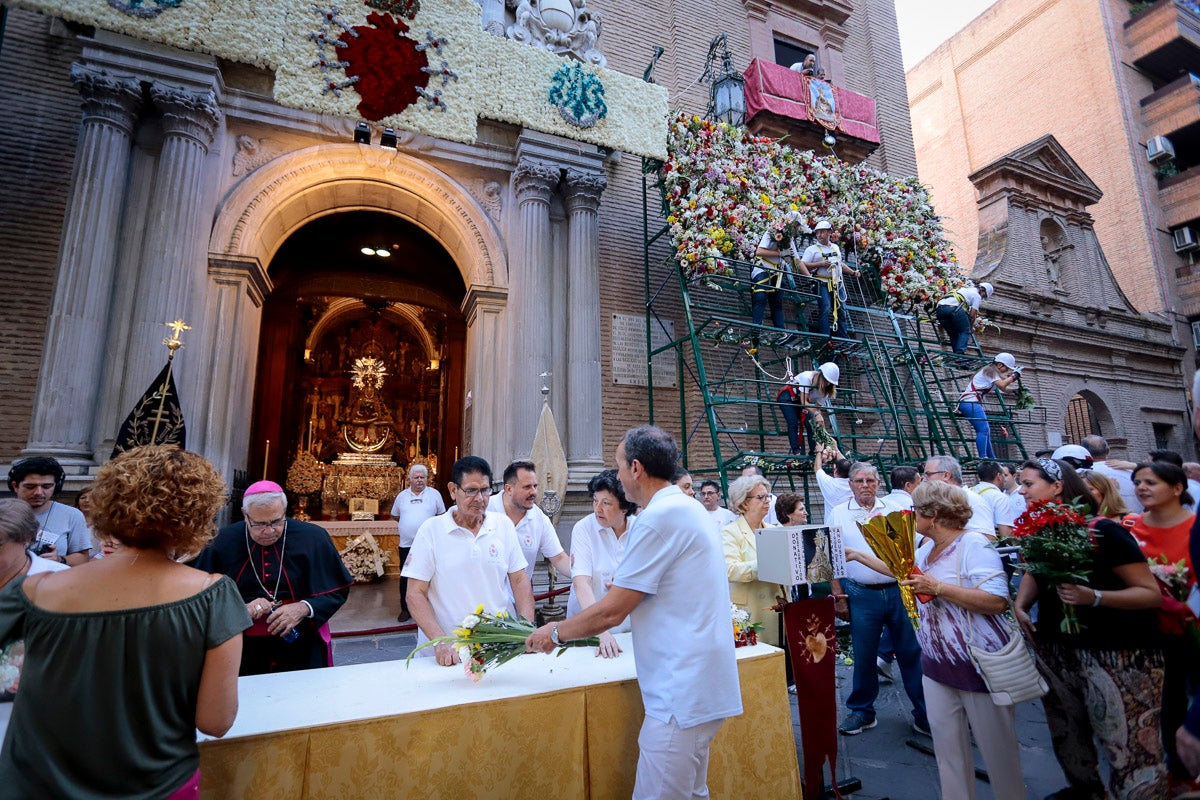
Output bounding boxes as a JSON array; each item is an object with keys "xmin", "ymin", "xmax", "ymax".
[
  {"xmin": 802, "ymin": 220, "xmax": 860, "ymax": 337},
  {"xmin": 526, "ymin": 426, "xmax": 743, "ymax": 799},
  {"xmin": 390, "ymin": 463, "xmax": 445, "ymax": 622},
  {"xmin": 828, "ymin": 462, "xmax": 929, "ymax": 737},
  {"xmin": 971, "ymin": 460, "xmax": 1015, "ymax": 538},
  {"xmin": 934, "ymin": 282, "xmax": 992, "ymax": 354}
]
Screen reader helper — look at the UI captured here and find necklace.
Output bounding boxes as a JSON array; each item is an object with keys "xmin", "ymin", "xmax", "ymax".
[
  {"xmin": 0, "ymin": 552, "xmax": 29, "ymax": 588},
  {"xmin": 244, "ymin": 522, "xmax": 287, "ymax": 603}
]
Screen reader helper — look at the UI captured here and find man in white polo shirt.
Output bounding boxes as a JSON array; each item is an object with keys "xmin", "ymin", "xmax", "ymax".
[
  {"xmin": 404, "ymin": 456, "xmax": 534, "ymax": 666},
  {"xmin": 828, "ymin": 462, "xmax": 928, "ymax": 737},
  {"xmin": 971, "ymin": 460, "xmax": 1015, "ymax": 538},
  {"xmin": 526, "ymin": 426, "xmax": 742, "ymax": 799},
  {"xmin": 487, "ymin": 460, "xmax": 570, "ymax": 580},
  {"xmin": 923, "ymin": 455, "xmax": 995, "ymax": 539},
  {"xmin": 390, "ymin": 463, "xmax": 445, "ymax": 623}
]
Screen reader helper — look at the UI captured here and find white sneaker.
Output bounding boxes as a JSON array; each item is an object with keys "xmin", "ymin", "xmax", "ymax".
[{"xmin": 876, "ymin": 657, "xmax": 894, "ymax": 683}]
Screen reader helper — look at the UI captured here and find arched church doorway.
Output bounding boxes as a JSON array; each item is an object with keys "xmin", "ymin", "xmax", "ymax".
[{"xmin": 248, "ymin": 210, "xmax": 466, "ymax": 507}]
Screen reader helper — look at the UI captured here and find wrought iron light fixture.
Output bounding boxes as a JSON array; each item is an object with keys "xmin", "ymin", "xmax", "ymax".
[{"xmin": 703, "ymin": 34, "xmax": 746, "ymax": 126}]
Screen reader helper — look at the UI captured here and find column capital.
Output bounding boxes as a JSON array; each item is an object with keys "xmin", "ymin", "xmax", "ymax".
[
  {"xmin": 512, "ymin": 159, "xmax": 559, "ymax": 205},
  {"xmin": 150, "ymin": 83, "xmax": 221, "ymax": 147},
  {"xmin": 208, "ymin": 254, "xmax": 272, "ymax": 308},
  {"xmin": 461, "ymin": 284, "xmax": 509, "ymax": 326},
  {"xmin": 71, "ymin": 64, "xmax": 142, "ymax": 135},
  {"xmin": 563, "ymin": 169, "xmax": 607, "ymax": 212}
]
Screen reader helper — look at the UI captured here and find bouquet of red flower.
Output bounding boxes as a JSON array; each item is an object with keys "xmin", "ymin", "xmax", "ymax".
[{"xmin": 1000, "ymin": 500, "xmax": 1095, "ymax": 634}]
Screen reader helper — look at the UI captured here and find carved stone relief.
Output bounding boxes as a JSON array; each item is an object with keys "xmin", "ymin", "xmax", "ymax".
[
  {"xmin": 502, "ymin": 0, "xmax": 606, "ymax": 67},
  {"xmin": 232, "ymin": 134, "xmax": 282, "ymax": 176}
]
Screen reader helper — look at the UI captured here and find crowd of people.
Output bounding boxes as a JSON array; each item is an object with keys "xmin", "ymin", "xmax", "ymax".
[{"xmin": 0, "ymin": 400, "xmax": 1198, "ymax": 798}]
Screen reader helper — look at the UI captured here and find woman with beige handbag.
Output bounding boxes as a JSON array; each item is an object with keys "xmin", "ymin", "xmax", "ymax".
[{"xmin": 848, "ymin": 481, "xmax": 1026, "ymax": 800}]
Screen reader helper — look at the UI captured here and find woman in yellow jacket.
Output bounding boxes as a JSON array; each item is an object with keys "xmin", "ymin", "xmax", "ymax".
[{"xmin": 721, "ymin": 474, "xmax": 785, "ymax": 646}]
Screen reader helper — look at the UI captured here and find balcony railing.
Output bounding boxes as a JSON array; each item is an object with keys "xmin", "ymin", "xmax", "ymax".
[
  {"xmin": 1159, "ymin": 162, "xmax": 1200, "ymax": 227},
  {"xmin": 742, "ymin": 58, "xmax": 879, "ymax": 161}
]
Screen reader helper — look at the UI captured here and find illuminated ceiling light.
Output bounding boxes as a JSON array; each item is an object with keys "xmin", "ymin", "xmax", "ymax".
[
  {"xmin": 375, "ymin": 248, "xmax": 391, "ymax": 257},
  {"xmin": 360, "ymin": 247, "xmax": 376, "ymax": 255}
]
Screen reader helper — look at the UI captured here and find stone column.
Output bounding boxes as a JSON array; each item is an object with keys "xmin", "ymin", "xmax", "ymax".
[
  {"xmin": 119, "ymin": 83, "xmax": 221, "ymax": 436},
  {"xmin": 563, "ymin": 169, "xmax": 607, "ymax": 483},
  {"xmin": 199, "ymin": 255, "xmax": 272, "ymax": 484},
  {"xmin": 509, "ymin": 159, "xmax": 560, "ymax": 459},
  {"xmin": 23, "ymin": 65, "xmax": 142, "ymax": 463},
  {"xmin": 462, "ymin": 285, "xmax": 509, "ymax": 469}
]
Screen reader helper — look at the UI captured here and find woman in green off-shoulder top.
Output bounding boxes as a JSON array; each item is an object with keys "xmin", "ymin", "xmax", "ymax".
[{"xmin": 0, "ymin": 446, "xmax": 252, "ymax": 800}]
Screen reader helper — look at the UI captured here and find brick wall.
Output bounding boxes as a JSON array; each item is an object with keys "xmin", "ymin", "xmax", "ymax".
[{"xmin": 0, "ymin": 11, "xmax": 82, "ymax": 460}]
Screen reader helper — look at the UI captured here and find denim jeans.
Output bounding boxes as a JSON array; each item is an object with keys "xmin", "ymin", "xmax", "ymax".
[
  {"xmin": 816, "ymin": 282, "xmax": 850, "ymax": 337},
  {"xmin": 936, "ymin": 304, "xmax": 971, "ymax": 354},
  {"xmin": 752, "ymin": 289, "xmax": 785, "ymax": 329},
  {"xmin": 958, "ymin": 401, "xmax": 994, "ymax": 458},
  {"xmin": 844, "ymin": 579, "xmax": 927, "ymax": 726},
  {"xmin": 778, "ymin": 398, "xmax": 814, "ymax": 455}
]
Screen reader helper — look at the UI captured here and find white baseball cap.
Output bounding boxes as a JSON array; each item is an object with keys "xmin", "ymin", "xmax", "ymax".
[
  {"xmin": 814, "ymin": 220, "xmax": 832, "ymax": 231},
  {"xmin": 993, "ymin": 352, "xmax": 1017, "ymax": 370},
  {"xmin": 817, "ymin": 362, "xmax": 840, "ymax": 385},
  {"xmin": 1051, "ymin": 444, "xmax": 1093, "ymax": 469},
  {"xmin": 979, "ymin": 282, "xmax": 994, "ymax": 299}
]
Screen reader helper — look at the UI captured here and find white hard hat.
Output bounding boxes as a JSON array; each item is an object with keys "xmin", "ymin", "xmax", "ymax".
[
  {"xmin": 1051, "ymin": 444, "xmax": 1093, "ymax": 469},
  {"xmin": 979, "ymin": 282, "xmax": 994, "ymax": 299},
  {"xmin": 993, "ymin": 352, "xmax": 1016, "ymax": 370},
  {"xmin": 817, "ymin": 362, "xmax": 840, "ymax": 385},
  {"xmin": 814, "ymin": 220, "xmax": 832, "ymax": 231}
]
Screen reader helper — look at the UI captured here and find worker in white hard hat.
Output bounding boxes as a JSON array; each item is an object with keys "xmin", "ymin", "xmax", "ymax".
[
  {"xmin": 957, "ymin": 352, "xmax": 1020, "ymax": 459},
  {"xmin": 777, "ymin": 362, "xmax": 840, "ymax": 455},
  {"xmin": 934, "ymin": 281, "xmax": 994, "ymax": 354},
  {"xmin": 802, "ymin": 221, "xmax": 860, "ymax": 338}
]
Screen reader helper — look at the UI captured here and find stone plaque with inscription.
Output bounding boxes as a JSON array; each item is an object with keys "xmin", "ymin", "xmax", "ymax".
[{"xmin": 611, "ymin": 313, "xmax": 677, "ymax": 388}]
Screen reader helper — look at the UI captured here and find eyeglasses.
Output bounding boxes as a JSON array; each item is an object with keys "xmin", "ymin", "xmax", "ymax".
[
  {"xmin": 1037, "ymin": 458, "xmax": 1063, "ymax": 481},
  {"xmin": 699, "ymin": 490, "xmax": 719, "ymax": 497},
  {"xmin": 247, "ymin": 516, "xmax": 286, "ymax": 530},
  {"xmin": 749, "ymin": 493, "xmax": 771, "ymax": 502},
  {"xmin": 923, "ymin": 470, "xmax": 947, "ymax": 478},
  {"xmin": 456, "ymin": 486, "xmax": 492, "ymax": 498}
]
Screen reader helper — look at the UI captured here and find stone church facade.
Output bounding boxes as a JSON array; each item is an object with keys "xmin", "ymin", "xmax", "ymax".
[{"xmin": 0, "ymin": 0, "xmax": 920, "ymax": 507}]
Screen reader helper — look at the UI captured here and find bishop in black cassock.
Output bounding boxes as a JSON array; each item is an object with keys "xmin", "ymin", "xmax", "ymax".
[{"xmin": 194, "ymin": 481, "xmax": 352, "ymax": 675}]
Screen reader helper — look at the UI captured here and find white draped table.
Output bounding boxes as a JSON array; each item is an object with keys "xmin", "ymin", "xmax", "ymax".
[{"xmin": 197, "ymin": 635, "xmax": 802, "ymax": 799}]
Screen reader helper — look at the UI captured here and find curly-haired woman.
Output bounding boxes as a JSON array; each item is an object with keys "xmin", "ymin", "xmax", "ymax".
[{"xmin": 0, "ymin": 446, "xmax": 251, "ymax": 799}]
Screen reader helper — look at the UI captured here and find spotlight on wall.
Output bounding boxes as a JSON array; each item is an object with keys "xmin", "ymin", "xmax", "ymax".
[
  {"xmin": 380, "ymin": 127, "xmax": 398, "ymax": 148},
  {"xmin": 822, "ymin": 133, "xmax": 837, "ymax": 150},
  {"xmin": 354, "ymin": 121, "xmax": 371, "ymax": 145}
]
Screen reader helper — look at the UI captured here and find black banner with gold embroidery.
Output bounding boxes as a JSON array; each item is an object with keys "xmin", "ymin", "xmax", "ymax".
[{"xmin": 111, "ymin": 362, "xmax": 186, "ymax": 457}]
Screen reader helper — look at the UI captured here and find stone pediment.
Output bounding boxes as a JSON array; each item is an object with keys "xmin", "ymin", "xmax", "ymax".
[{"xmin": 968, "ymin": 135, "xmax": 1148, "ymax": 326}]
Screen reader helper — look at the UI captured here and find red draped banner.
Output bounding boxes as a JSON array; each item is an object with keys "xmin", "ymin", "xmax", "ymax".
[{"xmin": 783, "ymin": 597, "xmax": 843, "ymax": 799}]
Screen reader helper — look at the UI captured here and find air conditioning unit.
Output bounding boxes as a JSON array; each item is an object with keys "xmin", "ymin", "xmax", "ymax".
[
  {"xmin": 1148, "ymin": 135, "xmax": 1176, "ymax": 164},
  {"xmin": 1174, "ymin": 226, "xmax": 1198, "ymax": 253}
]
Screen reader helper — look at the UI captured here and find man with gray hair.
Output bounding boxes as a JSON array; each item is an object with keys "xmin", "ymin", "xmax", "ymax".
[
  {"xmin": 1080, "ymin": 435, "xmax": 1141, "ymax": 513},
  {"xmin": 922, "ymin": 455, "xmax": 995, "ymax": 539},
  {"xmin": 526, "ymin": 426, "xmax": 742, "ymax": 798},
  {"xmin": 390, "ymin": 464, "xmax": 446, "ymax": 623},
  {"xmin": 194, "ymin": 480, "xmax": 353, "ymax": 675},
  {"xmin": 827, "ymin": 462, "xmax": 928, "ymax": 736}
]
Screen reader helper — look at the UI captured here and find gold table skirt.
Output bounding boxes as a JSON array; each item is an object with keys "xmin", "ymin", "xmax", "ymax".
[{"xmin": 198, "ymin": 644, "xmax": 801, "ymax": 799}]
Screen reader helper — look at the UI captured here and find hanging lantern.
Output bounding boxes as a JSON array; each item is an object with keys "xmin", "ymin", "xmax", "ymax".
[{"xmin": 705, "ymin": 34, "xmax": 746, "ymax": 126}]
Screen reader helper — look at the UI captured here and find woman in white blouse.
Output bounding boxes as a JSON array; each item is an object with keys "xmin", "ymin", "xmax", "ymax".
[{"xmin": 566, "ymin": 469, "xmax": 637, "ymax": 658}]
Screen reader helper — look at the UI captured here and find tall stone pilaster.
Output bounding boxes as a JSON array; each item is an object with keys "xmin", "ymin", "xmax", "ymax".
[
  {"xmin": 510, "ymin": 159, "xmax": 560, "ymax": 459},
  {"xmin": 563, "ymin": 169, "xmax": 607, "ymax": 482},
  {"xmin": 119, "ymin": 83, "xmax": 221, "ymax": 437},
  {"xmin": 23, "ymin": 65, "xmax": 142, "ymax": 462},
  {"xmin": 462, "ymin": 285, "xmax": 510, "ymax": 469}
]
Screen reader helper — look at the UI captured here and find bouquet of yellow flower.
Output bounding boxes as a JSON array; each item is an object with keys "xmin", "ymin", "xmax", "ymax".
[
  {"xmin": 858, "ymin": 510, "xmax": 920, "ymax": 629},
  {"xmin": 731, "ymin": 602, "xmax": 763, "ymax": 648},
  {"xmin": 406, "ymin": 606, "xmax": 599, "ymax": 681}
]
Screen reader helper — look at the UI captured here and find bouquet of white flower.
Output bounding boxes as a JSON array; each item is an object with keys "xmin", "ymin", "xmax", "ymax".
[{"xmin": 407, "ymin": 606, "xmax": 599, "ymax": 681}]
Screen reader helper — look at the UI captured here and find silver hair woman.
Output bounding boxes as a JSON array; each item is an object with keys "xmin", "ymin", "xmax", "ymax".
[{"xmin": 721, "ymin": 474, "xmax": 782, "ymax": 646}]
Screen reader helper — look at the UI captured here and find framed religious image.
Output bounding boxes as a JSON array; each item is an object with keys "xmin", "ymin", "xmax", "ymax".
[
  {"xmin": 348, "ymin": 497, "xmax": 379, "ymax": 521},
  {"xmin": 755, "ymin": 525, "xmax": 848, "ymax": 586}
]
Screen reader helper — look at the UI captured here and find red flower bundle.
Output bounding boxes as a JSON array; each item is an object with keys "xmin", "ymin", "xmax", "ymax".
[{"xmin": 1004, "ymin": 499, "xmax": 1095, "ymax": 634}]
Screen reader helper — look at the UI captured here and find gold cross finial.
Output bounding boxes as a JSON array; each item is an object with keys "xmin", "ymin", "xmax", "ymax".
[{"xmin": 162, "ymin": 319, "xmax": 191, "ymax": 355}]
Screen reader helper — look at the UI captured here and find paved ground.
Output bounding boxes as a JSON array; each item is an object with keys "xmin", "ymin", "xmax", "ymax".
[{"xmin": 331, "ymin": 578, "xmax": 1069, "ymax": 799}]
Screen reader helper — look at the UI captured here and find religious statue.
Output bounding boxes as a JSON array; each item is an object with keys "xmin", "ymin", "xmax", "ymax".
[{"xmin": 341, "ymin": 348, "xmax": 395, "ymax": 454}]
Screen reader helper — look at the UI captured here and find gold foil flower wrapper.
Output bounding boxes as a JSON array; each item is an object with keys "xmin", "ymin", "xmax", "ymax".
[{"xmin": 858, "ymin": 510, "xmax": 919, "ymax": 629}]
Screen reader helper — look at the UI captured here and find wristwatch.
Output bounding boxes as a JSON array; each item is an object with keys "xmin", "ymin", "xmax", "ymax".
[
  {"xmin": 1091, "ymin": 589, "xmax": 1103, "ymax": 608},
  {"xmin": 550, "ymin": 622, "xmax": 562, "ymax": 646}
]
